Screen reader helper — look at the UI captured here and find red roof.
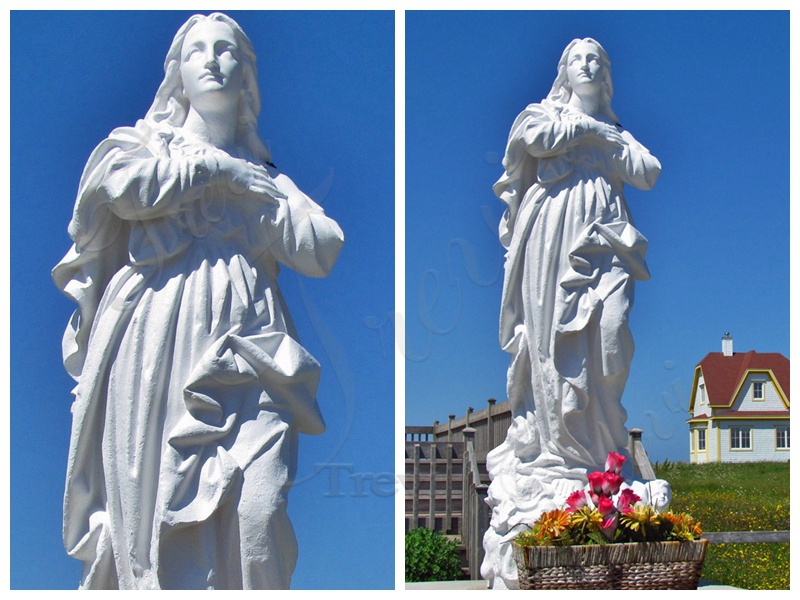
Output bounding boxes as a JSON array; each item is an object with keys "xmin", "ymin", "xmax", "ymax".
[{"xmin": 698, "ymin": 351, "xmax": 790, "ymax": 407}]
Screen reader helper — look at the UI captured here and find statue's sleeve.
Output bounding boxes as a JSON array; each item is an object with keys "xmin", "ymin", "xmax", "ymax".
[
  {"xmin": 91, "ymin": 145, "xmax": 218, "ymax": 221},
  {"xmin": 261, "ymin": 170, "xmax": 344, "ymax": 278},
  {"xmin": 611, "ymin": 131, "xmax": 661, "ymax": 190},
  {"xmin": 518, "ymin": 106, "xmax": 586, "ymax": 158}
]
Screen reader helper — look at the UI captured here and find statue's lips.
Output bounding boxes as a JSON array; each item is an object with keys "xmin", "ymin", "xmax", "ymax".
[{"xmin": 199, "ymin": 72, "xmax": 224, "ymax": 83}]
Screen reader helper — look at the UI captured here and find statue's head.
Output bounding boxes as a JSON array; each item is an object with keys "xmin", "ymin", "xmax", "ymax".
[
  {"xmin": 547, "ymin": 37, "xmax": 617, "ymax": 123},
  {"xmin": 648, "ymin": 479, "xmax": 672, "ymax": 512},
  {"xmin": 145, "ymin": 13, "xmax": 270, "ymax": 162}
]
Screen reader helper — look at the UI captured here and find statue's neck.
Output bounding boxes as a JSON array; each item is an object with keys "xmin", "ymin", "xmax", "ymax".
[
  {"xmin": 182, "ymin": 107, "xmax": 237, "ymax": 152},
  {"xmin": 567, "ymin": 92, "xmax": 604, "ymax": 121}
]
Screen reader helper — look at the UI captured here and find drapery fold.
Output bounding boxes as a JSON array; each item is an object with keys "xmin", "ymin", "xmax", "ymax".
[{"xmin": 55, "ymin": 121, "xmax": 343, "ymax": 589}]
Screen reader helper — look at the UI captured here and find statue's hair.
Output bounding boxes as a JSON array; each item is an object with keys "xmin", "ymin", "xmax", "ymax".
[
  {"xmin": 144, "ymin": 12, "xmax": 271, "ymax": 162},
  {"xmin": 547, "ymin": 37, "xmax": 618, "ymax": 124}
]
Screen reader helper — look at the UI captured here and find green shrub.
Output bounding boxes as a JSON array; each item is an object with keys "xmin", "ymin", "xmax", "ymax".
[{"xmin": 405, "ymin": 528, "xmax": 464, "ymax": 582}]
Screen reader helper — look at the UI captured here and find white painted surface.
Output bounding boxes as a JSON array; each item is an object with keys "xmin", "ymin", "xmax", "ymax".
[
  {"xmin": 54, "ymin": 13, "xmax": 342, "ymax": 590},
  {"xmin": 481, "ymin": 38, "xmax": 661, "ymax": 590}
]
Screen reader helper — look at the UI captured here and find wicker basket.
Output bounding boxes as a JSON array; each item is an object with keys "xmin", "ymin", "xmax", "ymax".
[{"xmin": 512, "ymin": 539, "xmax": 708, "ymax": 590}]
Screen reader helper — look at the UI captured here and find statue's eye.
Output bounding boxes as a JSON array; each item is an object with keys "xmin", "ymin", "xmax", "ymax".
[
  {"xmin": 184, "ymin": 47, "xmax": 202, "ymax": 62},
  {"xmin": 215, "ymin": 42, "xmax": 238, "ymax": 60}
]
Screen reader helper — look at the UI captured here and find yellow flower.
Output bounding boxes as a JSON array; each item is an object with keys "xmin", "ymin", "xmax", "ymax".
[
  {"xmin": 620, "ymin": 503, "xmax": 660, "ymax": 534},
  {"xmin": 663, "ymin": 510, "xmax": 703, "ymax": 541}
]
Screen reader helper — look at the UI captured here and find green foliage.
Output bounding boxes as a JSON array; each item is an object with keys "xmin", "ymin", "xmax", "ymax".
[
  {"xmin": 653, "ymin": 461, "xmax": 789, "ymax": 590},
  {"xmin": 405, "ymin": 528, "xmax": 464, "ymax": 582}
]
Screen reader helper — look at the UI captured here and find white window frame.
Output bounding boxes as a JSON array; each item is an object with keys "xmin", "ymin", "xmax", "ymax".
[
  {"xmin": 776, "ymin": 425, "xmax": 790, "ymax": 450},
  {"xmin": 697, "ymin": 428, "xmax": 707, "ymax": 452},
  {"xmin": 752, "ymin": 381, "xmax": 765, "ymax": 401},
  {"xmin": 730, "ymin": 426, "xmax": 752, "ymax": 450}
]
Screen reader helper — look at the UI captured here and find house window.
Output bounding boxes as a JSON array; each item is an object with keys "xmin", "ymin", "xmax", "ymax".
[
  {"xmin": 697, "ymin": 428, "xmax": 706, "ymax": 451},
  {"xmin": 776, "ymin": 426, "xmax": 790, "ymax": 449},
  {"xmin": 730, "ymin": 426, "xmax": 751, "ymax": 450},
  {"xmin": 753, "ymin": 381, "xmax": 765, "ymax": 401},
  {"xmin": 699, "ymin": 384, "xmax": 706, "ymax": 405}
]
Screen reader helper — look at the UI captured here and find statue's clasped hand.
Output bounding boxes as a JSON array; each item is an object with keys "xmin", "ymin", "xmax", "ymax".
[
  {"xmin": 217, "ymin": 153, "xmax": 286, "ymax": 203},
  {"xmin": 583, "ymin": 118, "xmax": 625, "ymax": 149}
]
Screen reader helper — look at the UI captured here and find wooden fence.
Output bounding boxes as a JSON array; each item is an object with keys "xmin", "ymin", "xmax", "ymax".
[
  {"xmin": 704, "ymin": 531, "xmax": 790, "ymax": 544},
  {"xmin": 461, "ymin": 427, "xmax": 489, "ymax": 579},
  {"xmin": 428, "ymin": 399, "xmax": 512, "ymax": 459},
  {"xmin": 406, "ymin": 400, "xmax": 789, "ymax": 580},
  {"xmin": 426, "ymin": 398, "xmax": 655, "ymax": 479}
]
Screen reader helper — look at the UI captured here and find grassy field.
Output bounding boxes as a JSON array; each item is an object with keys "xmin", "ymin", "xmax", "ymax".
[{"xmin": 653, "ymin": 461, "xmax": 789, "ymax": 590}]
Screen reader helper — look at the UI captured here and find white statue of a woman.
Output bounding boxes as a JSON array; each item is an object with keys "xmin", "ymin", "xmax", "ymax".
[
  {"xmin": 481, "ymin": 38, "xmax": 661, "ymax": 589},
  {"xmin": 53, "ymin": 13, "xmax": 343, "ymax": 590}
]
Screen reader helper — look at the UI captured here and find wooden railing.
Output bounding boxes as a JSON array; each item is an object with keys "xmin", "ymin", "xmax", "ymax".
[
  {"xmin": 405, "ymin": 425, "xmax": 435, "ymax": 442},
  {"xmin": 461, "ymin": 427, "xmax": 489, "ymax": 580},
  {"xmin": 426, "ymin": 399, "xmax": 656, "ymax": 480},
  {"xmin": 704, "ymin": 531, "xmax": 790, "ymax": 544},
  {"xmin": 430, "ymin": 399, "xmax": 512, "ymax": 459},
  {"xmin": 405, "ymin": 439, "xmax": 464, "ymax": 533}
]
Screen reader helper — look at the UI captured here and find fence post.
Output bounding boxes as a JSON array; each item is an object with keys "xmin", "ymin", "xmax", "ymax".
[
  {"xmin": 627, "ymin": 428, "xmax": 656, "ymax": 481},
  {"xmin": 445, "ymin": 441, "xmax": 453, "ymax": 533},
  {"xmin": 462, "ymin": 427, "xmax": 475, "ymax": 576},
  {"xmin": 487, "ymin": 398, "xmax": 496, "ymax": 452},
  {"xmin": 429, "ymin": 440, "xmax": 437, "ymax": 530},
  {"xmin": 412, "ymin": 443, "xmax": 421, "ymax": 529}
]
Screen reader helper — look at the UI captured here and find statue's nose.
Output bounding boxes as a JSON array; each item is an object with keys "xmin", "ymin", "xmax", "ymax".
[{"xmin": 204, "ymin": 49, "xmax": 219, "ymax": 68}]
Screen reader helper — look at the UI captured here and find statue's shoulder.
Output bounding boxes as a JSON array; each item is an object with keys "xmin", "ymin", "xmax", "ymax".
[
  {"xmin": 507, "ymin": 101, "xmax": 561, "ymax": 139},
  {"xmin": 92, "ymin": 120, "xmax": 167, "ymax": 159},
  {"xmin": 80, "ymin": 121, "xmax": 163, "ymax": 184},
  {"xmin": 517, "ymin": 100, "xmax": 562, "ymax": 122}
]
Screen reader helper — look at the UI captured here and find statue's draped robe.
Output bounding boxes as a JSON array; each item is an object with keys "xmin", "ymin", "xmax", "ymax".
[
  {"xmin": 53, "ymin": 121, "xmax": 343, "ymax": 589},
  {"xmin": 481, "ymin": 102, "xmax": 660, "ymax": 588}
]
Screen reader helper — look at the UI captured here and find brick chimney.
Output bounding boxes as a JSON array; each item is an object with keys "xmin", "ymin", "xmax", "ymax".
[{"xmin": 722, "ymin": 332, "xmax": 733, "ymax": 357}]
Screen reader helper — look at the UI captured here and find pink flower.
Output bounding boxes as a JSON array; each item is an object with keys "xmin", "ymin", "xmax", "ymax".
[
  {"xmin": 605, "ymin": 452, "xmax": 626, "ymax": 476},
  {"xmin": 595, "ymin": 495, "xmax": 619, "ymax": 540},
  {"xmin": 565, "ymin": 489, "xmax": 588, "ymax": 513},
  {"xmin": 601, "ymin": 512, "xmax": 619, "ymax": 540},
  {"xmin": 601, "ymin": 472, "xmax": 624, "ymax": 496},
  {"xmin": 587, "ymin": 471, "xmax": 605, "ymax": 495},
  {"xmin": 595, "ymin": 495, "xmax": 616, "ymax": 517},
  {"xmin": 615, "ymin": 488, "xmax": 641, "ymax": 513}
]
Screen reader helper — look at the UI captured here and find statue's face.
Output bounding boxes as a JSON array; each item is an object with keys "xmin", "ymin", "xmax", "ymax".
[
  {"xmin": 566, "ymin": 41, "xmax": 603, "ymax": 96},
  {"xmin": 180, "ymin": 20, "xmax": 244, "ymax": 112}
]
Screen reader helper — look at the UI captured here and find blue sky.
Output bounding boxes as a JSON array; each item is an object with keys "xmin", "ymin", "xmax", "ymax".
[
  {"xmin": 405, "ymin": 10, "xmax": 790, "ymax": 463},
  {"xmin": 9, "ymin": 10, "xmax": 394, "ymax": 590}
]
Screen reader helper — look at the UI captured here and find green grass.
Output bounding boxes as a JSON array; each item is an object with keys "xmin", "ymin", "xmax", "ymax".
[{"xmin": 653, "ymin": 460, "xmax": 789, "ymax": 590}]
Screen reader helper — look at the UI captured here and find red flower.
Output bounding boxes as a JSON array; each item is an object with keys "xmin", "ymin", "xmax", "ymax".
[
  {"xmin": 616, "ymin": 488, "xmax": 641, "ymax": 513},
  {"xmin": 587, "ymin": 471, "xmax": 605, "ymax": 495},
  {"xmin": 565, "ymin": 489, "xmax": 588, "ymax": 513},
  {"xmin": 601, "ymin": 472, "xmax": 624, "ymax": 496},
  {"xmin": 595, "ymin": 495, "xmax": 616, "ymax": 517},
  {"xmin": 595, "ymin": 495, "xmax": 619, "ymax": 540},
  {"xmin": 605, "ymin": 452, "xmax": 626, "ymax": 476},
  {"xmin": 601, "ymin": 512, "xmax": 619, "ymax": 539}
]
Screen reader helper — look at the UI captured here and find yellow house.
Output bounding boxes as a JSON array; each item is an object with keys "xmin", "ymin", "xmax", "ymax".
[{"xmin": 687, "ymin": 334, "xmax": 789, "ymax": 463}]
